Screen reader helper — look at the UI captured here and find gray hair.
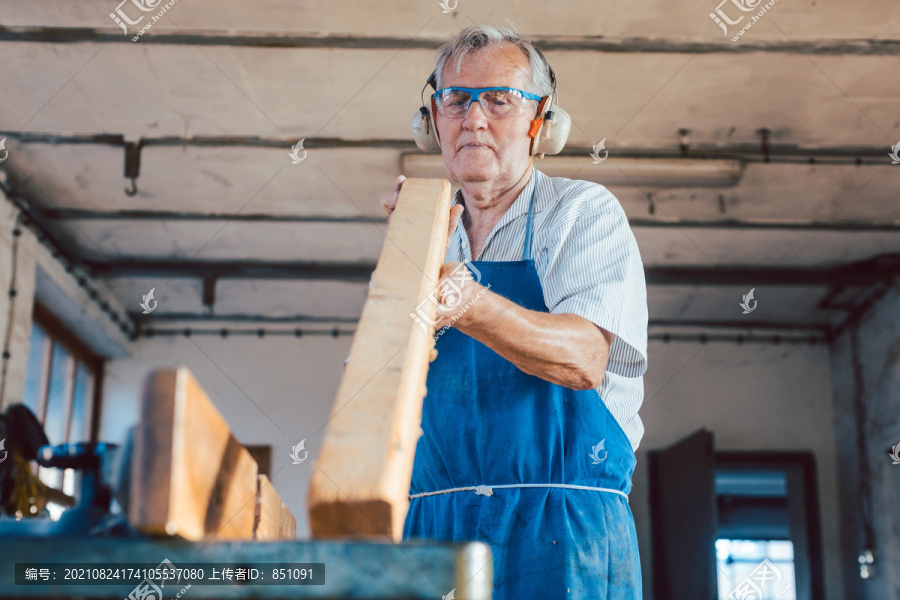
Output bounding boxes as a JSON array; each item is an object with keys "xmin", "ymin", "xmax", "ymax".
[{"xmin": 433, "ymin": 25, "xmax": 553, "ymax": 98}]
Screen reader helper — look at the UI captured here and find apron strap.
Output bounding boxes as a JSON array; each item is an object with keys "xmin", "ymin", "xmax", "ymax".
[{"xmin": 521, "ymin": 173, "xmax": 538, "ymax": 262}]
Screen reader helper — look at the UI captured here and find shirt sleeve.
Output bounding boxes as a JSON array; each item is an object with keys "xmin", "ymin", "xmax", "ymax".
[{"xmin": 539, "ymin": 186, "xmax": 648, "ymax": 378}]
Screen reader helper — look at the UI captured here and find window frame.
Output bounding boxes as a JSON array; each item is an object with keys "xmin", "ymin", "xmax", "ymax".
[
  {"xmin": 714, "ymin": 451, "xmax": 825, "ymax": 600},
  {"xmin": 29, "ymin": 300, "xmax": 104, "ymax": 445}
]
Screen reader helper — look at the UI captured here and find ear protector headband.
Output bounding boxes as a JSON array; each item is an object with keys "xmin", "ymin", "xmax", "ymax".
[{"xmin": 411, "ymin": 47, "xmax": 572, "ymax": 158}]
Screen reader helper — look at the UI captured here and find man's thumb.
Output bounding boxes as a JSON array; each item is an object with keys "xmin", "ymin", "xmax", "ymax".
[{"xmin": 449, "ymin": 204, "xmax": 464, "ymax": 234}]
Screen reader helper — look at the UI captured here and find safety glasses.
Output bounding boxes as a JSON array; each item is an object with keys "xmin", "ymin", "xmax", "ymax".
[{"xmin": 432, "ymin": 86, "xmax": 543, "ymax": 119}]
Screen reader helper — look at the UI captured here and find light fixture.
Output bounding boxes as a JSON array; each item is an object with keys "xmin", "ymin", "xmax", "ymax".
[{"xmin": 401, "ymin": 154, "xmax": 744, "ymax": 188}]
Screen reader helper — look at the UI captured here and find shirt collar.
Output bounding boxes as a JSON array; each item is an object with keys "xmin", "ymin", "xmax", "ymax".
[{"xmin": 450, "ymin": 166, "xmax": 547, "ymax": 228}]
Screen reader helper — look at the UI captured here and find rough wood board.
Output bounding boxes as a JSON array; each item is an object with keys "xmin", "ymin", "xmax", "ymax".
[
  {"xmin": 308, "ymin": 178, "xmax": 451, "ymax": 540},
  {"xmin": 130, "ymin": 367, "xmax": 258, "ymax": 541},
  {"xmin": 255, "ymin": 474, "xmax": 282, "ymax": 540},
  {"xmin": 280, "ymin": 500, "xmax": 297, "ymax": 540},
  {"xmin": 254, "ymin": 474, "xmax": 297, "ymax": 540}
]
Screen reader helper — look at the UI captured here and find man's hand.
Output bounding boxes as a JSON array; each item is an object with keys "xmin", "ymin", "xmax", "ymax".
[
  {"xmin": 379, "ymin": 174, "xmax": 406, "ymax": 227},
  {"xmin": 433, "ymin": 261, "xmax": 487, "ymax": 331},
  {"xmin": 380, "ymin": 177, "xmax": 615, "ymax": 390},
  {"xmin": 381, "ymin": 175, "xmax": 465, "ymax": 258}
]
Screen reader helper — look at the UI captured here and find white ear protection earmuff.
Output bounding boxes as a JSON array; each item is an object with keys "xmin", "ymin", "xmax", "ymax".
[
  {"xmin": 411, "ymin": 72, "xmax": 443, "ymax": 153},
  {"xmin": 411, "ymin": 48, "xmax": 571, "ymax": 158}
]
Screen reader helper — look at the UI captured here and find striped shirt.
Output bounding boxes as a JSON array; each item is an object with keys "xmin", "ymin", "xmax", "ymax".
[{"xmin": 446, "ymin": 166, "xmax": 649, "ymax": 451}]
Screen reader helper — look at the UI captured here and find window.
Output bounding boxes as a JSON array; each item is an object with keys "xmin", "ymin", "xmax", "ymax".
[
  {"xmin": 716, "ymin": 540, "xmax": 795, "ymax": 600},
  {"xmin": 715, "ymin": 455, "xmax": 823, "ymax": 600},
  {"xmin": 22, "ymin": 302, "xmax": 103, "ymax": 495}
]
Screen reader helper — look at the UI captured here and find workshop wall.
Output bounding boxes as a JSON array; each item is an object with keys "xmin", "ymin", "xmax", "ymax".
[
  {"xmin": 829, "ymin": 286, "xmax": 900, "ymax": 600},
  {"xmin": 633, "ymin": 337, "xmax": 843, "ymax": 599},
  {"xmin": 0, "ymin": 189, "xmax": 130, "ymax": 416},
  {"xmin": 0, "ymin": 194, "xmax": 38, "ymax": 410}
]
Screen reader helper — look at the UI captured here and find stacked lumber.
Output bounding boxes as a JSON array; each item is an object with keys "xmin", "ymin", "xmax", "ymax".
[{"xmin": 130, "ymin": 367, "xmax": 296, "ymax": 541}]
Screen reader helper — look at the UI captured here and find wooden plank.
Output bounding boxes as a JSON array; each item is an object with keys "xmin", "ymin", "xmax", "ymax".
[
  {"xmin": 130, "ymin": 367, "xmax": 258, "ymax": 541},
  {"xmin": 307, "ymin": 178, "xmax": 452, "ymax": 540},
  {"xmin": 280, "ymin": 500, "xmax": 297, "ymax": 540},
  {"xmin": 254, "ymin": 474, "xmax": 297, "ymax": 540},
  {"xmin": 255, "ymin": 474, "xmax": 282, "ymax": 540}
]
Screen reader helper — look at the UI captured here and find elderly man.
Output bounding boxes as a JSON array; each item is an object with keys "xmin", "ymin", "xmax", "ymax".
[{"xmin": 380, "ymin": 25, "xmax": 647, "ymax": 600}]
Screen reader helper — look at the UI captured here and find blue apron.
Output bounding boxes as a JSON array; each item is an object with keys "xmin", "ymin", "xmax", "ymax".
[{"xmin": 403, "ymin": 183, "xmax": 643, "ymax": 599}]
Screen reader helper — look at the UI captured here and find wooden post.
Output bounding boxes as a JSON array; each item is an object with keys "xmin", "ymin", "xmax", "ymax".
[{"xmin": 308, "ymin": 178, "xmax": 452, "ymax": 540}]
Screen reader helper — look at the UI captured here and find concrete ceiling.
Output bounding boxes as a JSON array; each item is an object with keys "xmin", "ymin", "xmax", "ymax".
[{"xmin": 1, "ymin": 0, "xmax": 899, "ymax": 350}]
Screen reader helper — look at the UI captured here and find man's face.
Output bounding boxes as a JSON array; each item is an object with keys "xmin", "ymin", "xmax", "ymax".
[{"xmin": 434, "ymin": 44, "xmax": 539, "ymax": 187}]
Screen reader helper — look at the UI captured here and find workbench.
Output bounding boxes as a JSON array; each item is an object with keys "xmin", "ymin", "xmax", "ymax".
[{"xmin": 0, "ymin": 537, "xmax": 491, "ymax": 599}]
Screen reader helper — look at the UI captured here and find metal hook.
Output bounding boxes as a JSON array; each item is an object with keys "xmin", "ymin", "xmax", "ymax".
[
  {"xmin": 678, "ymin": 128, "xmax": 690, "ymax": 157},
  {"xmin": 123, "ymin": 138, "xmax": 143, "ymax": 196}
]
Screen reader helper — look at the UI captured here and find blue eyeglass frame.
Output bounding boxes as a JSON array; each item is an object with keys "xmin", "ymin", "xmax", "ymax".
[{"xmin": 432, "ymin": 86, "xmax": 543, "ymax": 117}]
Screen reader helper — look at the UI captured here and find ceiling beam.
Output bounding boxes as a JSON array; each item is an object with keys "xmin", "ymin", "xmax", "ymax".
[
  {"xmin": 648, "ymin": 319, "xmax": 829, "ymax": 331},
  {"xmin": 39, "ymin": 209, "xmax": 900, "ymax": 233},
  {"xmin": 136, "ymin": 312, "xmax": 359, "ymax": 323},
  {"xmin": 86, "ymin": 259, "xmax": 377, "ymax": 282},
  {"xmin": 5, "ymin": 168, "xmax": 899, "ymax": 293},
  {"xmin": 2, "ymin": 27, "xmax": 900, "ymax": 55},
  {"xmin": 627, "ymin": 218, "xmax": 900, "ymax": 233},
  {"xmin": 43, "ymin": 209, "xmax": 387, "ymax": 224},
  {"xmin": 85, "ymin": 254, "xmax": 900, "ymax": 286},
  {"xmin": 647, "ymin": 257, "xmax": 900, "ymax": 286},
  {"xmin": 0, "ymin": 133, "xmax": 417, "ymax": 150},
  {"xmin": 0, "ymin": 132, "xmax": 892, "ymax": 165}
]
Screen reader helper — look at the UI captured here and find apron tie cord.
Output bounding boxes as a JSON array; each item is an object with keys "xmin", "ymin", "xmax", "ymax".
[{"xmin": 410, "ymin": 483, "xmax": 629, "ymax": 502}]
